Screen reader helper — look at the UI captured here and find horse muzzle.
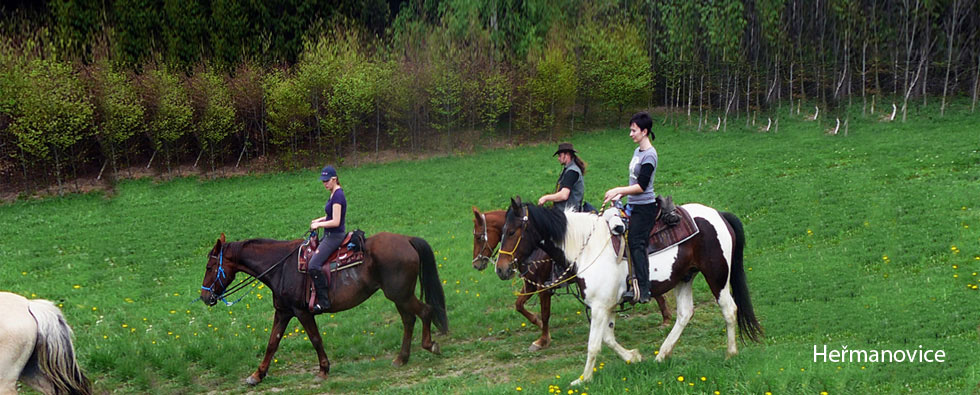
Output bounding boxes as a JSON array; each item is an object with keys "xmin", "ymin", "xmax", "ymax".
[
  {"xmin": 494, "ymin": 259, "xmax": 517, "ymax": 280},
  {"xmin": 472, "ymin": 256, "xmax": 490, "ymax": 271},
  {"xmin": 201, "ymin": 292, "xmax": 219, "ymax": 306}
]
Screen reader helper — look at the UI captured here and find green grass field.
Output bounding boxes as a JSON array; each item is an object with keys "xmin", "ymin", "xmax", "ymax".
[{"xmin": 2, "ymin": 104, "xmax": 978, "ymax": 394}]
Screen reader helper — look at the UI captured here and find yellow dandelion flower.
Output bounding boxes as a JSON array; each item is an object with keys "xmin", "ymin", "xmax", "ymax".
[
  {"xmin": 516, "ymin": 387, "xmax": 522, "ymax": 392},
  {"xmin": 556, "ymin": 375, "xmax": 561, "ymax": 379},
  {"xmin": 73, "ymin": 285, "xmax": 81, "ymax": 289},
  {"xmin": 701, "ymin": 376, "xmax": 706, "ymax": 381},
  {"xmin": 677, "ymin": 376, "xmax": 684, "ymax": 382},
  {"xmin": 714, "ymin": 391, "xmax": 720, "ymax": 395},
  {"xmin": 92, "ymin": 307, "xmax": 97, "ymax": 311},
  {"xmin": 169, "ymin": 310, "xmax": 176, "ymax": 314},
  {"xmin": 122, "ymin": 324, "xmax": 128, "ymax": 328},
  {"xmin": 22, "ymin": 272, "xmax": 27, "ymax": 276},
  {"xmin": 821, "ymin": 392, "xmax": 828, "ymax": 395}
]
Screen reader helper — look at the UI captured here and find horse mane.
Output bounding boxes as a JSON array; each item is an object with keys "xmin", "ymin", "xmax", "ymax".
[{"xmin": 524, "ymin": 203, "xmax": 567, "ymax": 245}]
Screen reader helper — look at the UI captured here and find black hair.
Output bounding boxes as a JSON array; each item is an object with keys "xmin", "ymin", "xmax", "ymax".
[{"xmin": 630, "ymin": 112, "xmax": 655, "ymax": 142}]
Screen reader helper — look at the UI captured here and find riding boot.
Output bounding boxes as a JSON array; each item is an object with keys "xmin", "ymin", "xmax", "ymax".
[{"xmin": 310, "ymin": 270, "xmax": 331, "ymax": 313}]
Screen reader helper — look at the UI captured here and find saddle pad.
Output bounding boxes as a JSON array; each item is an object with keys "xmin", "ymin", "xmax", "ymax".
[{"xmin": 647, "ymin": 206, "xmax": 699, "ymax": 254}]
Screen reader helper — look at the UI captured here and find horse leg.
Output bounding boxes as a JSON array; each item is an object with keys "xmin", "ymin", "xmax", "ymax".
[
  {"xmin": 392, "ymin": 304, "xmax": 417, "ymax": 367},
  {"xmin": 0, "ymin": 299, "xmax": 37, "ymax": 394},
  {"xmin": 515, "ymin": 282, "xmax": 542, "ymax": 328},
  {"xmin": 653, "ymin": 293, "xmax": 672, "ymax": 328},
  {"xmin": 529, "ymin": 291, "xmax": 552, "ymax": 351},
  {"xmin": 600, "ymin": 313, "xmax": 642, "ymax": 364},
  {"xmin": 295, "ymin": 311, "xmax": 330, "ymax": 381},
  {"xmin": 717, "ymin": 287, "xmax": 739, "ymax": 358},
  {"xmin": 247, "ymin": 310, "xmax": 292, "ymax": 385},
  {"xmin": 656, "ymin": 280, "xmax": 694, "ymax": 362},
  {"xmin": 570, "ymin": 307, "xmax": 612, "ymax": 386}
]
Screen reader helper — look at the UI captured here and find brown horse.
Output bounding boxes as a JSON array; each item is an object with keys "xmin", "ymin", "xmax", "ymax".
[
  {"xmin": 471, "ymin": 208, "xmax": 672, "ymax": 352},
  {"xmin": 200, "ymin": 232, "xmax": 448, "ymax": 386}
]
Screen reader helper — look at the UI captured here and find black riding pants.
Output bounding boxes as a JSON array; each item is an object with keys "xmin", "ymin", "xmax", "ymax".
[
  {"xmin": 309, "ymin": 232, "xmax": 346, "ymax": 273},
  {"xmin": 627, "ymin": 202, "xmax": 658, "ymax": 290}
]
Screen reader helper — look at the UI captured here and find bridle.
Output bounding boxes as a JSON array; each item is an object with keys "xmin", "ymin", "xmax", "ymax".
[
  {"xmin": 498, "ymin": 205, "xmax": 528, "ymax": 265},
  {"xmin": 472, "ymin": 212, "xmax": 498, "ymax": 265},
  {"xmin": 201, "ymin": 244, "xmax": 293, "ymax": 306}
]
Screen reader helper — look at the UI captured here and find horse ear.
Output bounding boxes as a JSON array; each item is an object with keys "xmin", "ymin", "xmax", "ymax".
[
  {"xmin": 219, "ymin": 233, "xmax": 226, "ymax": 244},
  {"xmin": 511, "ymin": 196, "xmax": 522, "ymax": 210},
  {"xmin": 472, "ymin": 207, "xmax": 484, "ymax": 223}
]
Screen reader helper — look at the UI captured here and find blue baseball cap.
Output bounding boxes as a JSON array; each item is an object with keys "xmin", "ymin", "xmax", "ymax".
[{"xmin": 319, "ymin": 165, "xmax": 337, "ymax": 181}]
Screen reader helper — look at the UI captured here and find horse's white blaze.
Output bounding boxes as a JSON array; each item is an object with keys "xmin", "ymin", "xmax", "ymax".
[{"xmin": 648, "ymin": 246, "xmax": 678, "ymax": 282}]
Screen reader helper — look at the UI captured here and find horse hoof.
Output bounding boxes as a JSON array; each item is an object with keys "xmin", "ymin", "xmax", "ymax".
[
  {"xmin": 314, "ymin": 372, "xmax": 329, "ymax": 382},
  {"xmin": 570, "ymin": 378, "xmax": 585, "ymax": 386},
  {"xmin": 392, "ymin": 358, "xmax": 406, "ymax": 367},
  {"xmin": 655, "ymin": 354, "xmax": 667, "ymax": 363},
  {"xmin": 245, "ymin": 375, "xmax": 261, "ymax": 386},
  {"xmin": 528, "ymin": 343, "xmax": 542, "ymax": 352},
  {"xmin": 629, "ymin": 349, "xmax": 643, "ymax": 363},
  {"xmin": 430, "ymin": 342, "xmax": 441, "ymax": 355}
]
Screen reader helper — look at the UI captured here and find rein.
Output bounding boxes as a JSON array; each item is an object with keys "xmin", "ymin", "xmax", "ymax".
[
  {"xmin": 511, "ymin": 208, "xmax": 606, "ymax": 297},
  {"xmin": 202, "ymin": 245, "xmax": 294, "ymax": 306}
]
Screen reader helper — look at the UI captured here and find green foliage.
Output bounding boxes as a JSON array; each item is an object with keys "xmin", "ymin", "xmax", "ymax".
[
  {"xmin": 141, "ymin": 68, "xmax": 192, "ymax": 149},
  {"xmin": 188, "ymin": 70, "xmax": 236, "ymax": 151},
  {"xmin": 48, "ymin": 0, "xmax": 102, "ymax": 62},
  {"xmin": 700, "ymin": 0, "xmax": 746, "ymax": 63},
  {"xmin": 162, "ymin": 0, "xmax": 210, "ymax": 70},
  {"xmin": 263, "ymin": 70, "xmax": 310, "ymax": 149},
  {"xmin": 111, "ymin": 0, "xmax": 162, "ymax": 68},
  {"xmin": 6, "ymin": 58, "xmax": 93, "ymax": 160},
  {"xmin": 90, "ymin": 64, "xmax": 144, "ymax": 147},
  {"xmin": 577, "ymin": 24, "xmax": 652, "ymax": 116},
  {"xmin": 428, "ymin": 57, "xmax": 463, "ymax": 138},
  {"xmin": 477, "ymin": 69, "xmax": 512, "ymax": 132},
  {"xmin": 524, "ymin": 44, "xmax": 577, "ymax": 134}
]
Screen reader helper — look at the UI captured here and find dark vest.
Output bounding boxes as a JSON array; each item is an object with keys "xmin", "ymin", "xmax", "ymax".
[{"xmin": 555, "ymin": 162, "xmax": 584, "ymax": 212}]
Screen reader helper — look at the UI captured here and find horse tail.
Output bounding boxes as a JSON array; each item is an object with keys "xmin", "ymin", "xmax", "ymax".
[
  {"xmin": 721, "ymin": 211, "xmax": 763, "ymax": 343},
  {"xmin": 27, "ymin": 299, "xmax": 92, "ymax": 395},
  {"xmin": 409, "ymin": 237, "xmax": 449, "ymax": 335}
]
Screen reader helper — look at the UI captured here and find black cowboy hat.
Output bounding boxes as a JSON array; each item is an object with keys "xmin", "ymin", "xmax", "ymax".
[{"xmin": 553, "ymin": 142, "xmax": 577, "ymax": 156}]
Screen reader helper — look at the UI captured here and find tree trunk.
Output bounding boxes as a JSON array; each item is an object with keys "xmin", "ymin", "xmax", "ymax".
[
  {"xmin": 862, "ymin": 38, "xmax": 868, "ymax": 115},
  {"xmin": 941, "ymin": 0, "xmax": 961, "ymax": 116}
]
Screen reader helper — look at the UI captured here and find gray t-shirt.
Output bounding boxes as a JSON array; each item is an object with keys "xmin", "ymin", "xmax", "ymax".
[{"xmin": 627, "ymin": 146, "xmax": 657, "ymax": 205}]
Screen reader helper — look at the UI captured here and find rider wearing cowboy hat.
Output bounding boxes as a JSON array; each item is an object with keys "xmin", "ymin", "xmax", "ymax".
[{"xmin": 538, "ymin": 142, "xmax": 587, "ymax": 212}]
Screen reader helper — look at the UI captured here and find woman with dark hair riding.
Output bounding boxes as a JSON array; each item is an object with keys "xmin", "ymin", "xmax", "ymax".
[
  {"xmin": 603, "ymin": 112, "xmax": 658, "ymax": 304},
  {"xmin": 538, "ymin": 142, "xmax": 587, "ymax": 212},
  {"xmin": 308, "ymin": 165, "xmax": 347, "ymax": 313}
]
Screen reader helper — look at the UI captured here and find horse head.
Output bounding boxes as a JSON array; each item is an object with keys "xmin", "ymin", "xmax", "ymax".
[
  {"xmin": 495, "ymin": 197, "xmax": 537, "ymax": 280},
  {"xmin": 200, "ymin": 233, "xmax": 241, "ymax": 306},
  {"xmin": 472, "ymin": 207, "xmax": 503, "ymax": 271}
]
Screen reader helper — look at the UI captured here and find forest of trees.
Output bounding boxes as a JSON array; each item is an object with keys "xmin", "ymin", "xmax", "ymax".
[{"xmin": 1, "ymin": 0, "xmax": 978, "ymax": 191}]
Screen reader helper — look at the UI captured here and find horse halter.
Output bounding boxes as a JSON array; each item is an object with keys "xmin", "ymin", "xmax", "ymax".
[
  {"xmin": 498, "ymin": 205, "xmax": 529, "ymax": 265},
  {"xmin": 472, "ymin": 212, "xmax": 498, "ymax": 264}
]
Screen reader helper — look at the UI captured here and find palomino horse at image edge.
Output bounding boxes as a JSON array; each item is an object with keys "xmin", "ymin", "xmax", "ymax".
[
  {"xmin": 471, "ymin": 207, "xmax": 673, "ymax": 352},
  {"xmin": 494, "ymin": 197, "xmax": 763, "ymax": 386},
  {"xmin": 0, "ymin": 291, "xmax": 91, "ymax": 395},
  {"xmin": 199, "ymin": 232, "xmax": 448, "ymax": 385}
]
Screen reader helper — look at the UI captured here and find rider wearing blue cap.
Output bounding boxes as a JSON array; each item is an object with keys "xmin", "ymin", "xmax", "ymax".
[{"xmin": 308, "ymin": 165, "xmax": 347, "ymax": 313}]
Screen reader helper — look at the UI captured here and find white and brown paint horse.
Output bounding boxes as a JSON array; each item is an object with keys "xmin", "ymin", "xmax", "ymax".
[
  {"xmin": 472, "ymin": 207, "xmax": 673, "ymax": 351},
  {"xmin": 0, "ymin": 292, "xmax": 91, "ymax": 395},
  {"xmin": 495, "ymin": 197, "xmax": 762, "ymax": 385}
]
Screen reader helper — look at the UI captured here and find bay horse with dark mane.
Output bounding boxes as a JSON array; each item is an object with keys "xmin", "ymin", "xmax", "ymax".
[
  {"xmin": 471, "ymin": 207, "xmax": 672, "ymax": 351},
  {"xmin": 200, "ymin": 232, "xmax": 448, "ymax": 385},
  {"xmin": 495, "ymin": 197, "xmax": 762, "ymax": 386}
]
